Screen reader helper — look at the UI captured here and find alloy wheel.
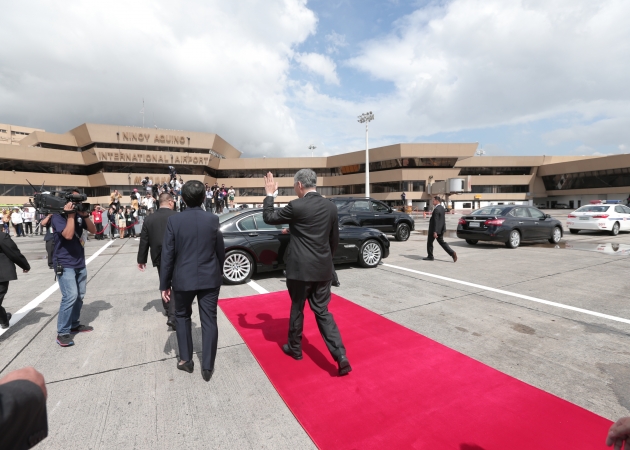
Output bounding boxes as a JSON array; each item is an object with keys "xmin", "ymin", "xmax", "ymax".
[
  {"xmin": 552, "ymin": 227, "xmax": 561, "ymax": 243},
  {"xmin": 223, "ymin": 252, "xmax": 252, "ymax": 283},
  {"xmin": 509, "ymin": 230, "xmax": 520, "ymax": 248},
  {"xmin": 362, "ymin": 241, "xmax": 382, "ymax": 266}
]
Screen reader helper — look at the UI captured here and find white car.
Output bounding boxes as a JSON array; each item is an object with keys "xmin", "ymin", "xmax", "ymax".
[{"xmin": 566, "ymin": 203, "xmax": 630, "ymax": 236}]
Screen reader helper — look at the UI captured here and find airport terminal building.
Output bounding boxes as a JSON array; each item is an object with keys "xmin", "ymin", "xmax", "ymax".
[{"xmin": 1, "ymin": 122, "xmax": 629, "ymax": 210}]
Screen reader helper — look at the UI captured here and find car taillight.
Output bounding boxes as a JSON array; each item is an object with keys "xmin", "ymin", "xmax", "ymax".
[
  {"xmin": 592, "ymin": 214, "xmax": 609, "ymax": 219},
  {"xmin": 458, "ymin": 218, "xmax": 466, "ymax": 225},
  {"xmin": 484, "ymin": 218, "xmax": 505, "ymax": 226},
  {"xmin": 567, "ymin": 214, "xmax": 576, "ymax": 218}
]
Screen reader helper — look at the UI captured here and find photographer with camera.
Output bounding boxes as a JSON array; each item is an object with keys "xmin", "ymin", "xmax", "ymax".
[{"xmin": 51, "ymin": 188, "xmax": 97, "ymax": 347}]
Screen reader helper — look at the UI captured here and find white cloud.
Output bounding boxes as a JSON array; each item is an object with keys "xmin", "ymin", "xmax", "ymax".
[
  {"xmin": 294, "ymin": 52, "xmax": 340, "ymax": 85},
  {"xmin": 325, "ymin": 31, "xmax": 347, "ymax": 54}
]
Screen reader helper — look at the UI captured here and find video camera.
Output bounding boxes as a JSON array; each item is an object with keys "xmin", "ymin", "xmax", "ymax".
[{"xmin": 27, "ymin": 181, "xmax": 90, "ymax": 215}]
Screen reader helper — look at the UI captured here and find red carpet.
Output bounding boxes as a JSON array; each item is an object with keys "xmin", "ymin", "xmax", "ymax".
[{"xmin": 219, "ymin": 291, "xmax": 612, "ymax": 449}]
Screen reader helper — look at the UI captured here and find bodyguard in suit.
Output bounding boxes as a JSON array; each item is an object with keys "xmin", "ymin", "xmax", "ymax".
[
  {"xmin": 160, "ymin": 181, "xmax": 225, "ymax": 382},
  {"xmin": 262, "ymin": 169, "xmax": 351, "ymax": 376},
  {"xmin": 137, "ymin": 192, "xmax": 177, "ymax": 330},
  {"xmin": 424, "ymin": 196, "xmax": 457, "ymax": 262},
  {"xmin": 0, "ymin": 231, "xmax": 31, "ymax": 329}
]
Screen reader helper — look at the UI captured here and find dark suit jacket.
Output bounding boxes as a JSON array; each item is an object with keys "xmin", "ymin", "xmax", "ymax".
[
  {"xmin": 137, "ymin": 207, "xmax": 177, "ymax": 267},
  {"xmin": 0, "ymin": 380, "xmax": 48, "ymax": 450},
  {"xmin": 159, "ymin": 207, "xmax": 225, "ymax": 292},
  {"xmin": 0, "ymin": 232, "xmax": 30, "ymax": 283},
  {"xmin": 429, "ymin": 204, "xmax": 447, "ymax": 235},
  {"xmin": 262, "ymin": 192, "xmax": 339, "ymax": 282}
]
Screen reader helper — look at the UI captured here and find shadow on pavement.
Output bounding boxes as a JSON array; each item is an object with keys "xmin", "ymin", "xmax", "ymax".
[
  {"xmin": 80, "ymin": 300, "xmax": 113, "ymax": 326},
  {"xmin": 0, "ymin": 306, "xmax": 52, "ymax": 342}
]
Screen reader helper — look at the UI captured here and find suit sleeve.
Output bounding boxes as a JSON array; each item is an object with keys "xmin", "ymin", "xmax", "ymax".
[
  {"xmin": 0, "ymin": 380, "xmax": 48, "ymax": 450},
  {"xmin": 137, "ymin": 218, "xmax": 150, "ymax": 264},
  {"xmin": 262, "ymin": 196, "xmax": 294, "ymax": 225},
  {"xmin": 159, "ymin": 218, "xmax": 175, "ymax": 291},
  {"xmin": 216, "ymin": 229, "xmax": 226, "ymax": 269},
  {"xmin": 329, "ymin": 210, "xmax": 339, "ymax": 256},
  {"xmin": 0, "ymin": 234, "xmax": 30, "ymax": 272}
]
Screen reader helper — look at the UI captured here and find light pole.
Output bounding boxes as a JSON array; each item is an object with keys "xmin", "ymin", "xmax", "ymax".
[
  {"xmin": 358, "ymin": 111, "xmax": 374, "ymax": 197},
  {"xmin": 309, "ymin": 145, "xmax": 316, "ymax": 158}
]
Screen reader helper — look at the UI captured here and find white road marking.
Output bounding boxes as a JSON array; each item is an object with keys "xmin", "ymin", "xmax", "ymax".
[
  {"xmin": 382, "ymin": 263, "xmax": 630, "ymax": 326},
  {"xmin": 0, "ymin": 240, "xmax": 115, "ymax": 337},
  {"xmin": 246, "ymin": 280, "xmax": 269, "ymax": 294}
]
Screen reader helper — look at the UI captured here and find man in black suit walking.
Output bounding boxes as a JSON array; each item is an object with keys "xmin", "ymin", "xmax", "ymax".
[
  {"xmin": 262, "ymin": 169, "xmax": 351, "ymax": 376},
  {"xmin": 424, "ymin": 196, "xmax": 457, "ymax": 262},
  {"xmin": 0, "ymin": 230, "xmax": 31, "ymax": 329},
  {"xmin": 160, "ymin": 181, "xmax": 225, "ymax": 382},
  {"xmin": 137, "ymin": 192, "xmax": 177, "ymax": 330}
]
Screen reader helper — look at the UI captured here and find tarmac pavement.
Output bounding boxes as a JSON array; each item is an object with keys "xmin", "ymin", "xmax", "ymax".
[{"xmin": 1, "ymin": 211, "xmax": 629, "ymax": 449}]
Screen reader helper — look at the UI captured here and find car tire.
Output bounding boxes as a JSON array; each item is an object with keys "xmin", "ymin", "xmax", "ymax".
[
  {"xmin": 548, "ymin": 226, "xmax": 562, "ymax": 244},
  {"xmin": 505, "ymin": 230, "xmax": 521, "ymax": 249},
  {"xmin": 395, "ymin": 223, "xmax": 410, "ymax": 241},
  {"xmin": 358, "ymin": 239, "xmax": 383, "ymax": 268},
  {"xmin": 222, "ymin": 250, "xmax": 254, "ymax": 285},
  {"xmin": 610, "ymin": 222, "xmax": 620, "ymax": 236},
  {"xmin": 465, "ymin": 239, "xmax": 478, "ymax": 245},
  {"xmin": 569, "ymin": 229, "xmax": 579, "ymax": 234}
]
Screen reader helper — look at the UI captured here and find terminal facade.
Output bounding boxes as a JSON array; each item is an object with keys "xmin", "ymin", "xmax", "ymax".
[{"xmin": 1, "ymin": 122, "xmax": 629, "ymax": 210}]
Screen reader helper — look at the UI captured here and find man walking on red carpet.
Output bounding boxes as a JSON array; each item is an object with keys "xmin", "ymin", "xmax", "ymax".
[{"xmin": 262, "ymin": 169, "xmax": 351, "ymax": 376}]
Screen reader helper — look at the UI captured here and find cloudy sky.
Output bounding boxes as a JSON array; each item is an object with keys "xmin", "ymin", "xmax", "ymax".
[{"xmin": 1, "ymin": 0, "xmax": 628, "ymax": 158}]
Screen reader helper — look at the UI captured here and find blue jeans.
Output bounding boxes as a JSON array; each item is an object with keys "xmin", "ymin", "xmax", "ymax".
[{"xmin": 57, "ymin": 267, "xmax": 87, "ymax": 335}]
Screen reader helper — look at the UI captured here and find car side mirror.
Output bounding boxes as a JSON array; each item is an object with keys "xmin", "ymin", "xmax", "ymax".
[{"xmin": 545, "ymin": 214, "xmax": 551, "ymax": 219}]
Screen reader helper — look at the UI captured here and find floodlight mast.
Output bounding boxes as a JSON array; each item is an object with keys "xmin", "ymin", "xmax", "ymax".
[
  {"xmin": 309, "ymin": 144, "xmax": 316, "ymax": 158},
  {"xmin": 358, "ymin": 111, "xmax": 374, "ymax": 197}
]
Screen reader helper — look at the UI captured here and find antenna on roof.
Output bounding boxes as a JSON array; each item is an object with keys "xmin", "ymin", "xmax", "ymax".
[{"xmin": 140, "ymin": 99, "xmax": 145, "ymax": 128}]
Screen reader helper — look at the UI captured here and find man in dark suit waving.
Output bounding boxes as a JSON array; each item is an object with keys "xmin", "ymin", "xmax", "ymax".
[
  {"xmin": 160, "ymin": 181, "xmax": 225, "ymax": 382},
  {"xmin": 262, "ymin": 169, "xmax": 351, "ymax": 376},
  {"xmin": 137, "ymin": 192, "xmax": 177, "ymax": 330},
  {"xmin": 424, "ymin": 196, "xmax": 457, "ymax": 262}
]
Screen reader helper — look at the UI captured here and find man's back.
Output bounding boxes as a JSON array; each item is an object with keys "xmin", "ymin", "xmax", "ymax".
[
  {"xmin": 429, "ymin": 204, "xmax": 446, "ymax": 234},
  {"xmin": 159, "ymin": 208, "xmax": 225, "ymax": 292},
  {"xmin": 138, "ymin": 207, "xmax": 176, "ymax": 266}
]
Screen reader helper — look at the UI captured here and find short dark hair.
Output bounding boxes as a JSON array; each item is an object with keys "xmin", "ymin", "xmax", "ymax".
[
  {"xmin": 181, "ymin": 180, "xmax": 205, "ymax": 207},
  {"xmin": 69, "ymin": 187, "xmax": 81, "ymax": 194},
  {"xmin": 433, "ymin": 196, "xmax": 441, "ymax": 202},
  {"xmin": 159, "ymin": 192, "xmax": 173, "ymax": 205}
]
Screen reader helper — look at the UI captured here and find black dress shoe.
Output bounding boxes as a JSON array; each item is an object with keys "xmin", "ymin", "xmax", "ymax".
[
  {"xmin": 332, "ymin": 281, "xmax": 341, "ymax": 287},
  {"xmin": 0, "ymin": 313, "xmax": 11, "ymax": 329},
  {"xmin": 337, "ymin": 355, "xmax": 352, "ymax": 376},
  {"xmin": 177, "ymin": 360, "xmax": 194, "ymax": 373},
  {"xmin": 282, "ymin": 344, "xmax": 303, "ymax": 360},
  {"xmin": 202, "ymin": 369, "xmax": 214, "ymax": 382},
  {"xmin": 166, "ymin": 320, "xmax": 177, "ymax": 331},
  {"xmin": 422, "ymin": 257, "xmax": 434, "ymax": 261}
]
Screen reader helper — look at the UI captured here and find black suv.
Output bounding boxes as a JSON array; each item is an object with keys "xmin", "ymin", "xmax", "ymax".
[{"xmin": 329, "ymin": 197, "xmax": 415, "ymax": 241}]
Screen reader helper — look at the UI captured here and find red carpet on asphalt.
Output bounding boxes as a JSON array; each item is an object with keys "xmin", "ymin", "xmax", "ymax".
[{"xmin": 219, "ymin": 291, "xmax": 611, "ymax": 449}]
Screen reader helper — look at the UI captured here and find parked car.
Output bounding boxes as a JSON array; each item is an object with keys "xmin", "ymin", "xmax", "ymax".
[
  {"xmin": 218, "ymin": 209, "xmax": 391, "ymax": 284},
  {"xmin": 456, "ymin": 205, "xmax": 563, "ymax": 249},
  {"xmin": 554, "ymin": 203, "xmax": 570, "ymax": 209},
  {"xmin": 329, "ymin": 197, "xmax": 415, "ymax": 241},
  {"xmin": 566, "ymin": 202, "xmax": 630, "ymax": 236}
]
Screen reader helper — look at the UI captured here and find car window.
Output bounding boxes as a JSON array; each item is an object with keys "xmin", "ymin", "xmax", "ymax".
[
  {"xmin": 623, "ymin": 206, "xmax": 630, "ymax": 214},
  {"xmin": 351, "ymin": 200, "xmax": 371, "ymax": 212},
  {"xmin": 237, "ymin": 215, "xmax": 256, "ymax": 231},
  {"xmin": 575, "ymin": 205, "xmax": 609, "ymax": 212},
  {"xmin": 371, "ymin": 201, "xmax": 389, "ymax": 212},
  {"xmin": 510, "ymin": 208, "xmax": 531, "ymax": 218},
  {"xmin": 471, "ymin": 207, "xmax": 509, "ymax": 215},
  {"xmin": 615, "ymin": 206, "xmax": 625, "ymax": 214},
  {"xmin": 528, "ymin": 208, "xmax": 545, "ymax": 220},
  {"xmin": 253, "ymin": 213, "xmax": 283, "ymax": 231},
  {"xmin": 332, "ymin": 200, "xmax": 351, "ymax": 209}
]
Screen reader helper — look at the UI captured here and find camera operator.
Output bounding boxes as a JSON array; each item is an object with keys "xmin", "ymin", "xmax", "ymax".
[{"xmin": 51, "ymin": 188, "xmax": 97, "ymax": 347}]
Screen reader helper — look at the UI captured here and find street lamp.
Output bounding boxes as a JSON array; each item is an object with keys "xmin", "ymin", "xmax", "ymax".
[
  {"xmin": 358, "ymin": 111, "xmax": 374, "ymax": 197},
  {"xmin": 309, "ymin": 145, "xmax": 316, "ymax": 158}
]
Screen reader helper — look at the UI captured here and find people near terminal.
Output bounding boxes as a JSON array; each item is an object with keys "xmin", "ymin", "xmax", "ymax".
[
  {"xmin": 0, "ymin": 366, "xmax": 49, "ymax": 449},
  {"xmin": 137, "ymin": 193, "xmax": 177, "ymax": 331},
  {"xmin": 204, "ymin": 184, "xmax": 212, "ymax": 211},
  {"xmin": 228, "ymin": 186, "xmax": 235, "ymax": 209},
  {"xmin": 40, "ymin": 214, "xmax": 54, "ymax": 269},
  {"xmin": 0, "ymin": 228, "xmax": 30, "ymax": 329},
  {"xmin": 262, "ymin": 169, "xmax": 352, "ymax": 376},
  {"xmin": 131, "ymin": 191, "xmax": 140, "ymax": 212},
  {"xmin": 141, "ymin": 193, "xmax": 155, "ymax": 216},
  {"xmin": 160, "ymin": 181, "xmax": 225, "ymax": 382},
  {"xmin": 51, "ymin": 189, "xmax": 97, "ymax": 347},
  {"xmin": 107, "ymin": 207, "xmax": 117, "ymax": 239},
  {"xmin": 22, "ymin": 207, "xmax": 35, "ymax": 235},
  {"xmin": 401, "ymin": 191, "xmax": 406, "ymax": 210},
  {"xmin": 125, "ymin": 206, "xmax": 137, "ymax": 238},
  {"xmin": 423, "ymin": 196, "xmax": 457, "ymax": 263},
  {"xmin": 91, "ymin": 206, "xmax": 104, "ymax": 240},
  {"xmin": 168, "ymin": 165, "xmax": 177, "ymax": 181},
  {"xmin": 213, "ymin": 186, "xmax": 220, "ymax": 213},
  {"xmin": 10, "ymin": 208, "xmax": 24, "ymax": 237},
  {"xmin": 2, "ymin": 210, "xmax": 11, "ymax": 235},
  {"xmin": 151, "ymin": 182, "xmax": 159, "ymax": 200},
  {"xmin": 116, "ymin": 208, "xmax": 126, "ymax": 239},
  {"xmin": 110, "ymin": 190, "xmax": 122, "ymax": 212}
]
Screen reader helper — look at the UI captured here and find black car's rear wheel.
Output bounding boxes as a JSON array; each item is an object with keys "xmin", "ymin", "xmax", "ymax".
[
  {"xmin": 465, "ymin": 239, "xmax": 478, "ymax": 245},
  {"xmin": 223, "ymin": 250, "xmax": 254, "ymax": 284},
  {"xmin": 548, "ymin": 226, "xmax": 562, "ymax": 244},
  {"xmin": 358, "ymin": 239, "xmax": 382, "ymax": 268},
  {"xmin": 505, "ymin": 230, "xmax": 521, "ymax": 249},
  {"xmin": 395, "ymin": 223, "xmax": 410, "ymax": 241}
]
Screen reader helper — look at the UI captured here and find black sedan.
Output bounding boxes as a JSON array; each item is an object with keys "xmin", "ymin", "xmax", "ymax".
[
  {"xmin": 218, "ymin": 209, "xmax": 390, "ymax": 284},
  {"xmin": 456, "ymin": 205, "xmax": 563, "ymax": 248}
]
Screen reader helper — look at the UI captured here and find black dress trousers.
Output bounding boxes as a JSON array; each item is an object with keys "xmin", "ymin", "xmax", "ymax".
[
  {"xmin": 0, "ymin": 281, "xmax": 9, "ymax": 324},
  {"xmin": 156, "ymin": 266, "xmax": 175, "ymax": 323},
  {"xmin": 285, "ymin": 279, "xmax": 346, "ymax": 360},
  {"xmin": 427, "ymin": 233, "xmax": 455, "ymax": 259},
  {"xmin": 174, "ymin": 287, "xmax": 220, "ymax": 371}
]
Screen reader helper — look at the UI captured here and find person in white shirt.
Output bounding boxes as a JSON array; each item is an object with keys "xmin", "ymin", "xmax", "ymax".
[
  {"xmin": 10, "ymin": 209, "xmax": 24, "ymax": 237},
  {"xmin": 21, "ymin": 208, "xmax": 35, "ymax": 235},
  {"xmin": 141, "ymin": 193, "xmax": 155, "ymax": 215}
]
